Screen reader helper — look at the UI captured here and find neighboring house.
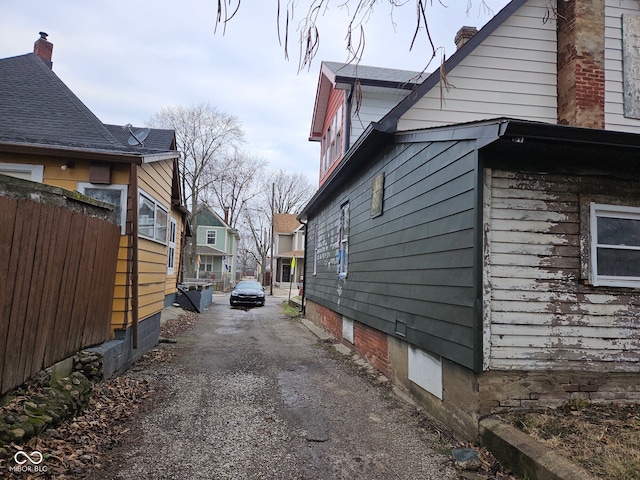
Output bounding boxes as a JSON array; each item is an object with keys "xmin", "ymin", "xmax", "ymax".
[
  {"xmin": 0, "ymin": 33, "xmax": 189, "ymax": 377},
  {"xmin": 273, "ymin": 213, "xmax": 305, "ymax": 285},
  {"xmin": 309, "ymin": 61, "xmax": 426, "ymax": 185},
  {"xmin": 301, "ymin": 0, "xmax": 640, "ymax": 440},
  {"xmin": 190, "ymin": 205, "xmax": 239, "ymax": 290}
]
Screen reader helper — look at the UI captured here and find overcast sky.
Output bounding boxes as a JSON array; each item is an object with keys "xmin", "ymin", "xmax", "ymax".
[{"xmin": 0, "ymin": 0, "xmax": 509, "ymax": 185}]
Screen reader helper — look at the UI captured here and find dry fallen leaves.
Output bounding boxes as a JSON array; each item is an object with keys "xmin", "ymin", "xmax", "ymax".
[
  {"xmin": 498, "ymin": 403, "xmax": 640, "ymax": 480},
  {"xmin": 1, "ymin": 311, "xmax": 198, "ymax": 479}
]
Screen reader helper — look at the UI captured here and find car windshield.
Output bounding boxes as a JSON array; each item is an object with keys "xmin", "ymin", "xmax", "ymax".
[{"xmin": 236, "ymin": 281, "xmax": 262, "ymax": 290}]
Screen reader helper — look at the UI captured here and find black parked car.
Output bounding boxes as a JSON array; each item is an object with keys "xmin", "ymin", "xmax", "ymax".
[{"xmin": 230, "ymin": 280, "xmax": 266, "ymax": 307}]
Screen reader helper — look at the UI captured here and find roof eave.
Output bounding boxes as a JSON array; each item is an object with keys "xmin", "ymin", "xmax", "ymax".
[
  {"xmin": 299, "ymin": 122, "xmax": 393, "ymax": 221},
  {"xmin": 142, "ymin": 151, "xmax": 180, "ymax": 163},
  {"xmin": 0, "ymin": 141, "xmax": 144, "ymax": 164}
]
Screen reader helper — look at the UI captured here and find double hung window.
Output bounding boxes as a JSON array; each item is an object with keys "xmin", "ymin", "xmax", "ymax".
[
  {"xmin": 167, "ymin": 217, "xmax": 177, "ymax": 274},
  {"xmin": 590, "ymin": 203, "xmax": 640, "ymax": 287},
  {"xmin": 139, "ymin": 191, "xmax": 168, "ymax": 244}
]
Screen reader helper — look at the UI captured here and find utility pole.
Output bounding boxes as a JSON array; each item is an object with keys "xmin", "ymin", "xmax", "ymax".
[{"xmin": 270, "ymin": 182, "xmax": 274, "ymax": 296}]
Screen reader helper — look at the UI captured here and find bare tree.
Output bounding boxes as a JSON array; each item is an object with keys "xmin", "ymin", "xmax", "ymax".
[
  {"xmin": 238, "ymin": 169, "xmax": 314, "ymax": 284},
  {"xmin": 239, "ymin": 205, "xmax": 272, "ymax": 283},
  {"xmin": 148, "ymin": 102, "xmax": 245, "ymax": 216},
  {"xmin": 271, "ymin": 169, "xmax": 315, "ymax": 214},
  {"xmin": 214, "ymin": 1, "xmax": 495, "ymax": 72},
  {"xmin": 206, "ymin": 149, "xmax": 268, "ymax": 230},
  {"xmin": 149, "ymin": 102, "xmax": 245, "ymax": 276}
]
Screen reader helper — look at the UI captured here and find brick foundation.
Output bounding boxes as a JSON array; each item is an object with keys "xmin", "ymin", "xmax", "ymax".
[
  {"xmin": 305, "ymin": 300, "xmax": 640, "ymax": 439},
  {"xmin": 353, "ymin": 322, "xmax": 391, "ymax": 379},
  {"xmin": 306, "ymin": 301, "xmax": 391, "ymax": 377},
  {"xmin": 479, "ymin": 370, "xmax": 640, "ymax": 414}
]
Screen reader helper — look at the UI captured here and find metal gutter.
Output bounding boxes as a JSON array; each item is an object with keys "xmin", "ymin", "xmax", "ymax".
[{"xmin": 141, "ymin": 151, "xmax": 181, "ymax": 163}]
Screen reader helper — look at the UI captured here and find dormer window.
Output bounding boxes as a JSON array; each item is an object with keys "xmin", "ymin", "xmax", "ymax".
[{"xmin": 321, "ymin": 104, "xmax": 343, "ymax": 177}]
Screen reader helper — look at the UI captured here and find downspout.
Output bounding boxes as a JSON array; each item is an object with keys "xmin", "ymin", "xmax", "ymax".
[
  {"xmin": 130, "ymin": 163, "xmax": 139, "ymax": 349},
  {"xmin": 300, "ymin": 219, "xmax": 307, "ymax": 315}
]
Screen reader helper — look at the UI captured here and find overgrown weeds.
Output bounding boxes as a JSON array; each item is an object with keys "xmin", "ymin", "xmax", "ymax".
[
  {"xmin": 498, "ymin": 403, "xmax": 640, "ymax": 479},
  {"xmin": 281, "ymin": 301, "xmax": 302, "ymax": 319}
]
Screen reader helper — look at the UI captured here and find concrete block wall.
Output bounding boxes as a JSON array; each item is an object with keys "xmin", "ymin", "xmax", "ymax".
[{"xmin": 89, "ymin": 313, "xmax": 160, "ymax": 379}]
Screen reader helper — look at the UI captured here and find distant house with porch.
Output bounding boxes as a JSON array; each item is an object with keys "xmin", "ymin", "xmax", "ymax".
[
  {"xmin": 273, "ymin": 213, "xmax": 305, "ymax": 285},
  {"xmin": 0, "ymin": 33, "xmax": 189, "ymax": 377},
  {"xmin": 190, "ymin": 205, "xmax": 239, "ymax": 291},
  {"xmin": 301, "ymin": 0, "xmax": 640, "ymax": 440}
]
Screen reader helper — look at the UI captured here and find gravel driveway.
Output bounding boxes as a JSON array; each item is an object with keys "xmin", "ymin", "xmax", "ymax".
[{"xmin": 95, "ymin": 296, "xmax": 461, "ymax": 479}]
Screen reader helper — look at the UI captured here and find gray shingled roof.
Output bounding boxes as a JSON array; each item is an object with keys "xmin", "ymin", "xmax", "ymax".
[
  {"xmin": 104, "ymin": 124, "xmax": 175, "ymax": 152},
  {"xmin": 323, "ymin": 61, "xmax": 427, "ymax": 87},
  {"xmin": 0, "ymin": 53, "xmax": 174, "ymax": 157}
]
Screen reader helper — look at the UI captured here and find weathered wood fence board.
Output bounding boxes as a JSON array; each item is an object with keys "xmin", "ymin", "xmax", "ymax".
[{"xmin": 1, "ymin": 194, "xmax": 120, "ymax": 395}]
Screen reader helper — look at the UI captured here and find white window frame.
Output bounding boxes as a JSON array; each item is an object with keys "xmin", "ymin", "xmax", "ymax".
[
  {"xmin": 77, "ymin": 182, "xmax": 127, "ymax": 234},
  {"xmin": 206, "ymin": 229, "xmax": 217, "ymax": 245},
  {"xmin": 167, "ymin": 217, "xmax": 177, "ymax": 274},
  {"xmin": 313, "ymin": 223, "xmax": 318, "ymax": 276},
  {"xmin": 337, "ymin": 202, "xmax": 349, "ymax": 277},
  {"xmin": 0, "ymin": 163, "xmax": 44, "ymax": 182},
  {"xmin": 320, "ymin": 105, "xmax": 343, "ymax": 177},
  {"xmin": 200, "ymin": 255, "xmax": 213, "ymax": 273},
  {"xmin": 138, "ymin": 190, "xmax": 168, "ymax": 244},
  {"xmin": 590, "ymin": 202, "xmax": 640, "ymax": 287}
]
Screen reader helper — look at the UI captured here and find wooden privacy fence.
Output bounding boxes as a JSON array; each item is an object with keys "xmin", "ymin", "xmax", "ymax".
[{"xmin": 0, "ymin": 182, "xmax": 120, "ymax": 396}]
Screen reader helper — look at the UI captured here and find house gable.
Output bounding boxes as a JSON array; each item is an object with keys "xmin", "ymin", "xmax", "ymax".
[
  {"xmin": 193, "ymin": 207, "xmax": 226, "ymax": 228},
  {"xmin": 0, "ymin": 54, "xmax": 125, "ymax": 153},
  {"xmin": 311, "ymin": 61, "xmax": 426, "ymax": 185},
  {"xmin": 382, "ymin": 0, "xmax": 557, "ymax": 132},
  {"xmin": 378, "ymin": 0, "xmax": 640, "ymax": 136}
]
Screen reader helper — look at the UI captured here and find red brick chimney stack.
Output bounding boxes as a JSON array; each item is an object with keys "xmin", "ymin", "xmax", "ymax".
[
  {"xmin": 34, "ymin": 31, "xmax": 53, "ymax": 68},
  {"xmin": 454, "ymin": 26, "xmax": 478, "ymax": 50},
  {"xmin": 557, "ymin": 0, "xmax": 605, "ymax": 129}
]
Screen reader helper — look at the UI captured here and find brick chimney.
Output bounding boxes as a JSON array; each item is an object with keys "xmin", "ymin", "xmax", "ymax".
[
  {"xmin": 557, "ymin": 0, "xmax": 605, "ymax": 129},
  {"xmin": 34, "ymin": 31, "xmax": 53, "ymax": 68},
  {"xmin": 454, "ymin": 26, "xmax": 477, "ymax": 50}
]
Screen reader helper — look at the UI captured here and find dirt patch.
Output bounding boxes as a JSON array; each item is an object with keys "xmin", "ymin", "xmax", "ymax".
[{"xmin": 496, "ymin": 401, "xmax": 640, "ymax": 480}]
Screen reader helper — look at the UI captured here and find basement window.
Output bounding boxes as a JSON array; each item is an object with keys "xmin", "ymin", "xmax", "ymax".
[
  {"xmin": 78, "ymin": 182, "xmax": 127, "ymax": 234},
  {"xmin": 590, "ymin": 203, "xmax": 640, "ymax": 287}
]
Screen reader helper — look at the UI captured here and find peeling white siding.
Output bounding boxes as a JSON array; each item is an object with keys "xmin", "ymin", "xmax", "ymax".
[
  {"xmin": 398, "ymin": 0, "xmax": 558, "ymax": 131},
  {"xmin": 484, "ymin": 169, "xmax": 640, "ymax": 372},
  {"xmin": 605, "ymin": 0, "xmax": 640, "ymax": 132}
]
